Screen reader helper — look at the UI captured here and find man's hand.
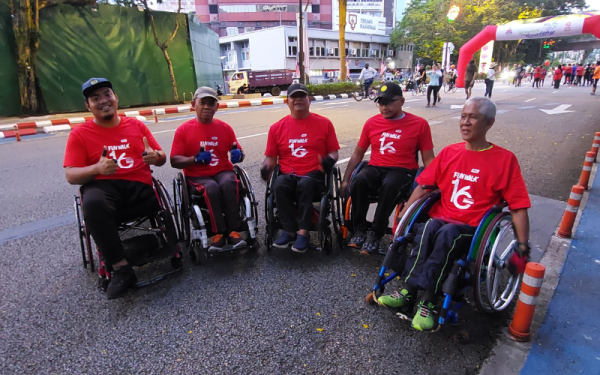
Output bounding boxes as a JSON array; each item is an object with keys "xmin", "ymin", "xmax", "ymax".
[
  {"xmin": 230, "ymin": 142, "xmax": 244, "ymax": 164},
  {"xmin": 508, "ymin": 243, "xmax": 530, "ymax": 276},
  {"xmin": 318, "ymin": 154, "xmax": 336, "ymax": 175},
  {"xmin": 96, "ymin": 146, "xmax": 118, "ymax": 176},
  {"xmin": 194, "ymin": 146, "xmax": 212, "ymax": 165},
  {"xmin": 142, "ymin": 137, "xmax": 159, "ymax": 165}
]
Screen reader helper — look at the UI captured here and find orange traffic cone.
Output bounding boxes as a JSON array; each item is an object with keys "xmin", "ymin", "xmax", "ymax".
[
  {"xmin": 557, "ymin": 185, "xmax": 584, "ymax": 238},
  {"xmin": 508, "ymin": 262, "xmax": 546, "ymax": 342}
]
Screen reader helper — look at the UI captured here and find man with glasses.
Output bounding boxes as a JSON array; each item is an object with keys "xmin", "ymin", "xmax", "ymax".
[
  {"xmin": 261, "ymin": 83, "xmax": 340, "ymax": 253},
  {"xmin": 340, "ymin": 82, "xmax": 435, "ymax": 253}
]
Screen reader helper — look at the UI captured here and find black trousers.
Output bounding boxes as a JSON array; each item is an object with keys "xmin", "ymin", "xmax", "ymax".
[
  {"xmin": 82, "ymin": 179, "xmax": 159, "ymax": 266},
  {"xmin": 553, "ymin": 79, "xmax": 560, "ymax": 89},
  {"xmin": 427, "ymin": 85, "xmax": 440, "ymax": 105},
  {"xmin": 350, "ymin": 165, "xmax": 415, "ymax": 238},
  {"xmin": 484, "ymin": 79, "xmax": 495, "ymax": 97},
  {"xmin": 188, "ymin": 170, "xmax": 239, "ymax": 234},
  {"xmin": 402, "ymin": 218, "xmax": 476, "ymax": 294},
  {"xmin": 532, "ymin": 78, "xmax": 540, "ymax": 88},
  {"xmin": 273, "ymin": 171, "xmax": 325, "ymax": 232}
]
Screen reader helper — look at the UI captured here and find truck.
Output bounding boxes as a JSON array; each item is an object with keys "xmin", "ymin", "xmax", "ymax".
[{"xmin": 227, "ymin": 70, "xmax": 294, "ymax": 97}]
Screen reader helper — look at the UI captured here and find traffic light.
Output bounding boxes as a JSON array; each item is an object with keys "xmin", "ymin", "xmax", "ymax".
[{"xmin": 543, "ymin": 40, "xmax": 556, "ymax": 49}]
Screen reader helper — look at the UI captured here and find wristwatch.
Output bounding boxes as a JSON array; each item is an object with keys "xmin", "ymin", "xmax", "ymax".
[{"xmin": 517, "ymin": 242, "xmax": 531, "ymax": 256}]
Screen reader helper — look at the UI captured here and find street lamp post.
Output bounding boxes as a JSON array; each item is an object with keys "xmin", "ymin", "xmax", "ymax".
[{"xmin": 445, "ymin": 5, "xmax": 460, "ymax": 72}]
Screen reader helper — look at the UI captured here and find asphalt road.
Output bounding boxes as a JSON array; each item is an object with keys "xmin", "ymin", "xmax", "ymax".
[{"xmin": 1, "ymin": 81, "xmax": 598, "ymax": 374}]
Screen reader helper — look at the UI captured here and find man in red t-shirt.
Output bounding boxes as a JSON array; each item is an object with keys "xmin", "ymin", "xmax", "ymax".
[
  {"xmin": 575, "ymin": 64, "xmax": 585, "ymax": 86},
  {"xmin": 261, "ymin": 83, "xmax": 340, "ymax": 253},
  {"xmin": 170, "ymin": 87, "xmax": 246, "ymax": 250},
  {"xmin": 340, "ymin": 82, "xmax": 435, "ymax": 254},
  {"xmin": 553, "ymin": 65, "xmax": 563, "ymax": 89},
  {"xmin": 63, "ymin": 78, "xmax": 167, "ymax": 299},
  {"xmin": 532, "ymin": 66, "xmax": 542, "ymax": 88},
  {"xmin": 378, "ymin": 97, "xmax": 531, "ymax": 331}
]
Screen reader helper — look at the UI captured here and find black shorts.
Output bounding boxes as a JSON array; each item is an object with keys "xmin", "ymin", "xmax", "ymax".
[
  {"xmin": 594, "ymin": 79, "xmax": 599, "ymax": 88},
  {"xmin": 465, "ymin": 80, "xmax": 473, "ymax": 88}
]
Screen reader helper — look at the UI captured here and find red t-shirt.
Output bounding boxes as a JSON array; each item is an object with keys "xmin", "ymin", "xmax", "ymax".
[
  {"xmin": 554, "ymin": 68, "xmax": 563, "ymax": 80},
  {"xmin": 63, "ymin": 117, "xmax": 161, "ymax": 186},
  {"xmin": 265, "ymin": 113, "xmax": 340, "ymax": 176},
  {"xmin": 576, "ymin": 66, "xmax": 585, "ymax": 76},
  {"xmin": 534, "ymin": 68, "xmax": 542, "ymax": 79},
  {"xmin": 357, "ymin": 112, "xmax": 433, "ymax": 170},
  {"xmin": 170, "ymin": 118, "xmax": 240, "ymax": 178},
  {"xmin": 563, "ymin": 67, "xmax": 571, "ymax": 75},
  {"xmin": 416, "ymin": 143, "xmax": 531, "ymax": 227}
]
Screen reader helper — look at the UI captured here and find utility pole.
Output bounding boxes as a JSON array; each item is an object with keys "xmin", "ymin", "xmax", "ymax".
[
  {"xmin": 339, "ymin": 0, "xmax": 347, "ymax": 81},
  {"xmin": 298, "ymin": 0, "xmax": 305, "ymax": 84}
]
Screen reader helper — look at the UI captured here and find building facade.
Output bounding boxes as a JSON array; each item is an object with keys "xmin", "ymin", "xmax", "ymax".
[
  {"xmin": 147, "ymin": 0, "xmax": 197, "ymax": 13},
  {"xmin": 219, "ymin": 26, "xmax": 413, "ymax": 84},
  {"xmin": 195, "ymin": 0, "xmax": 333, "ymax": 37}
]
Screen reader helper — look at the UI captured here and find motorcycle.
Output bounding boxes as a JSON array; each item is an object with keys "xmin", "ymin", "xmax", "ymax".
[{"xmin": 215, "ymin": 83, "xmax": 223, "ymax": 96}]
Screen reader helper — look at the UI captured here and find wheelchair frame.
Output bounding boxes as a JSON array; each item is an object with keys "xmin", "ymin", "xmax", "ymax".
[
  {"xmin": 264, "ymin": 165, "xmax": 344, "ymax": 254},
  {"xmin": 74, "ymin": 177, "xmax": 183, "ymax": 292},
  {"xmin": 366, "ymin": 189, "xmax": 522, "ymax": 328},
  {"xmin": 339, "ymin": 161, "xmax": 415, "ymax": 246},
  {"xmin": 172, "ymin": 166, "xmax": 259, "ymax": 265}
]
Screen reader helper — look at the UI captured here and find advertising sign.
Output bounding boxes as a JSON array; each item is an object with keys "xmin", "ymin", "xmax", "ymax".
[
  {"xmin": 333, "ymin": 12, "xmax": 386, "ymax": 35},
  {"xmin": 478, "ymin": 40, "xmax": 494, "ymax": 73},
  {"xmin": 496, "ymin": 15, "xmax": 586, "ymax": 41}
]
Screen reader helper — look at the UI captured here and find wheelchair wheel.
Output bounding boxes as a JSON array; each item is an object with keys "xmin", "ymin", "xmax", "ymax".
[
  {"xmin": 474, "ymin": 212, "xmax": 521, "ymax": 314},
  {"xmin": 174, "ymin": 173, "xmax": 191, "ymax": 249},
  {"xmin": 189, "ymin": 239, "xmax": 207, "ymax": 265},
  {"xmin": 331, "ymin": 167, "xmax": 344, "ymax": 247},
  {"xmin": 155, "ymin": 178, "xmax": 179, "ymax": 242},
  {"xmin": 234, "ymin": 165, "xmax": 259, "ymax": 236},
  {"xmin": 74, "ymin": 195, "xmax": 87, "ymax": 269}
]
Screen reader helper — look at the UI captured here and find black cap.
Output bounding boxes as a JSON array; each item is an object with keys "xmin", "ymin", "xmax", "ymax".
[
  {"xmin": 375, "ymin": 82, "xmax": 403, "ymax": 101},
  {"xmin": 82, "ymin": 78, "xmax": 113, "ymax": 98},
  {"xmin": 287, "ymin": 83, "xmax": 309, "ymax": 96}
]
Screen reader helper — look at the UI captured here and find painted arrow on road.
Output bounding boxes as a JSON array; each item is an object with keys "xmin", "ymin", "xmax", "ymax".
[{"xmin": 540, "ymin": 104, "xmax": 573, "ymax": 115}]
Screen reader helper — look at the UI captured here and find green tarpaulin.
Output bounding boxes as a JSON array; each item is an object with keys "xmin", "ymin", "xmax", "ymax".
[
  {"xmin": 36, "ymin": 4, "xmax": 196, "ymax": 113},
  {"xmin": 0, "ymin": 1, "xmax": 21, "ymax": 117},
  {"xmin": 188, "ymin": 14, "xmax": 224, "ymax": 90}
]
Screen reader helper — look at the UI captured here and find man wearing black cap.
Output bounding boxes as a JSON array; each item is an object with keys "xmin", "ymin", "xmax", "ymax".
[
  {"xmin": 261, "ymin": 83, "xmax": 340, "ymax": 253},
  {"xmin": 63, "ymin": 78, "xmax": 166, "ymax": 299},
  {"xmin": 170, "ymin": 86, "xmax": 247, "ymax": 250},
  {"xmin": 340, "ymin": 82, "xmax": 435, "ymax": 254}
]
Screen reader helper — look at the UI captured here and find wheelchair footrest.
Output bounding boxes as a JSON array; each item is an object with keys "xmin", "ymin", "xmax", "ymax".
[
  {"xmin": 208, "ymin": 243, "xmax": 248, "ymax": 253},
  {"xmin": 132, "ymin": 267, "xmax": 182, "ymax": 289}
]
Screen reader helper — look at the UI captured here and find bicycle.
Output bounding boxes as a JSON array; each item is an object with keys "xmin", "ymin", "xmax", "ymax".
[
  {"xmin": 443, "ymin": 80, "xmax": 458, "ymax": 93},
  {"xmin": 412, "ymin": 81, "xmax": 427, "ymax": 96},
  {"xmin": 353, "ymin": 81, "xmax": 377, "ymax": 101}
]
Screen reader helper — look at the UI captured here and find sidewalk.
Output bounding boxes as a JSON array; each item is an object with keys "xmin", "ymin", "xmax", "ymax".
[{"xmin": 520, "ymin": 173, "xmax": 600, "ymax": 373}]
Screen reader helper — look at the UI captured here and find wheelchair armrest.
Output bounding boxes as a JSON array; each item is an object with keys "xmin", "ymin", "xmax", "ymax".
[
  {"xmin": 492, "ymin": 201, "xmax": 508, "ymax": 211},
  {"xmin": 421, "ymin": 184, "xmax": 438, "ymax": 191}
]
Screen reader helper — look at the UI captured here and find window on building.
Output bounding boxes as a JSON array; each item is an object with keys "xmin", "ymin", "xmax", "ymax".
[
  {"xmin": 288, "ymin": 46, "xmax": 297, "ymax": 56},
  {"xmin": 312, "ymin": 4, "xmax": 320, "ymax": 13},
  {"xmin": 362, "ymin": 49, "xmax": 368, "ymax": 57},
  {"xmin": 209, "ymin": 4, "xmax": 218, "ymax": 14},
  {"xmin": 375, "ymin": 49, "xmax": 380, "ymax": 58},
  {"xmin": 226, "ymin": 27, "xmax": 238, "ymax": 36},
  {"xmin": 244, "ymin": 27, "xmax": 255, "ymax": 33},
  {"xmin": 242, "ymin": 41, "xmax": 249, "ymax": 48},
  {"xmin": 334, "ymin": 48, "xmax": 339, "ymax": 57},
  {"xmin": 309, "ymin": 47, "xmax": 314, "ymax": 56}
]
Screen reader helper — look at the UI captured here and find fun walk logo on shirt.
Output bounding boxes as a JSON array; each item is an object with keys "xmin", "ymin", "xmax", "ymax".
[
  {"xmin": 450, "ymin": 171, "xmax": 479, "ymax": 210},
  {"xmin": 378, "ymin": 130, "xmax": 401, "ymax": 154},
  {"xmin": 289, "ymin": 134, "xmax": 308, "ymax": 158},
  {"xmin": 200, "ymin": 138, "xmax": 219, "ymax": 166},
  {"xmin": 107, "ymin": 141, "xmax": 133, "ymax": 169}
]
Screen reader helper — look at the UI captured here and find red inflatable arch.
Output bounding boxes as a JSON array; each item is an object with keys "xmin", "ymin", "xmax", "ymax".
[{"xmin": 456, "ymin": 14, "xmax": 600, "ymax": 88}]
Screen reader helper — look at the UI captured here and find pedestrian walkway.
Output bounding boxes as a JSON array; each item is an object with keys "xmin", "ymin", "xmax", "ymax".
[{"xmin": 521, "ymin": 174, "xmax": 600, "ymax": 374}]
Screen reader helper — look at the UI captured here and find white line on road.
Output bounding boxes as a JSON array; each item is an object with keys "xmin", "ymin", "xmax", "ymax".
[
  {"xmin": 429, "ymin": 121, "xmax": 444, "ymax": 125},
  {"xmin": 313, "ymin": 105, "xmax": 349, "ymax": 110},
  {"xmin": 338, "ymin": 151, "xmax": 371, "ymax": 165},
  {"xmin": 525, "ymin": 98, "xmax": 536, "ymax": 102},
  {"xmin": 238, "ymin": 132, "xmax": 268, "ymax": 140},
  {"xmin": 218, "ymin": 110, "xmax": 249, "ymax": 115},
  {"xmin": 152, "ymin": 129, "xmax": 176, "ymax": 134},
  {"xmin": 553, "ymin": 91, "xmax": 559, "ymax": 93},
  {"xmin": 405, "ymin": 99, "xmax": 421, "ymax": 102},
  {"xmin": 322, "ymin": 99, "xmax": 354, "ymax": 105}
]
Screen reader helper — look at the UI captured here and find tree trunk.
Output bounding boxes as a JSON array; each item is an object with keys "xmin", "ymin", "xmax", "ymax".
[{"xmin": 161, "ymin": 46, "xmax": 179, "ymax": 102}]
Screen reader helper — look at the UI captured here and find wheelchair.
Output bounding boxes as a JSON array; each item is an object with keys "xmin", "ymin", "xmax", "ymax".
[
  {"xmin": 365, "ymin": 188, "xmax": 522, "ymax": 330},
  {"xmin": 264, "ymin": 165, "xmax": 344, "ymax": 254},
  {"xmin": 339, "ymin": 161, "xmax": 422, "ymax": 250},
  {"xmin": 172, "ymin": 165, "xmax": 259, "ymax": 265},
  {"xmin": 74, "ymin": 177, "xmax": 183, "ymax": 292}
]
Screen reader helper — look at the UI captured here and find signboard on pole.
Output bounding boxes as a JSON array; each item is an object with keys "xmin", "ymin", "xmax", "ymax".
[
  {"xmin": 478, "ymin": 40, "xmax": 494, "ymax": 73},
  {"xmin": 496, "ymin": 15, "xmax": 586, "ymax": 41},
  {"xmin": 442, "ymin": 42, "xmax": 454, "ymax": 71}
]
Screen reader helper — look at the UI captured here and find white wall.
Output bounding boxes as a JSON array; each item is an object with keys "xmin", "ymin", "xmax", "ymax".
[{"xmin": 248, "ymin": 28, "xmax": 287, "ymax": 71}]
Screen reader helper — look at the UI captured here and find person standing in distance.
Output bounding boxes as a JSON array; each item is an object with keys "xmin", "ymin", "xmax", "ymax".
[{"xmin": 464, "ymin": 60, "xmax": 477, "ymax": 100}]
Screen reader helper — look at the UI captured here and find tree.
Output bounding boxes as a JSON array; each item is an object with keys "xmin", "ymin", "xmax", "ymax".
[
  {"xmin": 10, "ymin": 0, "xmax": 95, "ymax": 115},
  {"xmin": 117, "ymin": 0, "xmax": 183, "ymax": 103}
]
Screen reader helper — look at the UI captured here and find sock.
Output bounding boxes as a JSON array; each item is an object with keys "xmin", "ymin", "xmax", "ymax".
[{"xmin": 422, "ymin": 290, "xmax": 437, "ymax": 306}]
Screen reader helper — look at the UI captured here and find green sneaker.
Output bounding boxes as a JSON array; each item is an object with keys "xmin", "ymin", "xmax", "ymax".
[
  {"xmin": 411, "ymin": 301, "xmax": 437, "ymax": 331},
  {"xmin": 377, "ymin": 289, "xmax": 414, "ymax": 311}
]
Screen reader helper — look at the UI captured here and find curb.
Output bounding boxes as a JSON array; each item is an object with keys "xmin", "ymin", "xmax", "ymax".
[
  {"xmin": 311, "ymin": 93, "xmax": 351, "ymax": 101},
  {"xmin": 0, "ymin": 97, "xmax": 289, "ymax": 140}
]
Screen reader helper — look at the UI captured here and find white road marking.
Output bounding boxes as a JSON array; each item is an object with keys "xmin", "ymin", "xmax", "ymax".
[
  {"xmin": 152, "ymin": 129, "xmax": 176, "ymax": 134},
  {"xmin": 218, "ymin": 110, "xmax": 249, "ymax": 115},
  {"xmin": 429, "ymin": 121, "xmax": 444, "ymax": 125},
  {"xmin": 451, "ymin": 105, "xmax": 464, "ymax": 109},
  {"xmin": 313, "ymin": 105, "xmax": 349, "ymax": 110},
  {"xmin": 337, "ymin": 151, "xmax": 371, "ymax": 164},
  {"xmin": 405, "ymin": 99, "xmax": 420, "ymax": 102},
  {"xmin": 525, "ymin": 98, "xmax": 536, "ymax": 102},
  {"xmin": 322, "ymin": 99, "xmax": 354, "ymax": 105},
  {"xmin": 518, "ymin": 106, "xmax": 537, "ymax": 109},
  {"xmin": 552, "ymin": 91, "xmax": 559, "ymax": 93},
  {"xmin": 238, "ymin": 132, "xmax": 268, "ymax": 140},
  {"xmin": 540, "ymin": 104, "xmax": 573, "ymax": 115},
  {"xmin": 496, "ymin": 110, "xmax": 510, "ymax": 115}
]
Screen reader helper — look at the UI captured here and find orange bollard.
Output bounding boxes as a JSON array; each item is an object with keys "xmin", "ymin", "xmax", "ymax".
[
  {"xmin": 578, "ymin": 151, "xmax": 595, "ymax": 190},
  {"xmin": 508, "ymin": 262, "xmax": 546, "ymax": 342},
  {"xmin": 14, "ymin": 126, "xmax": 21, "ymax": 142},
  {"xmin": 591, "ymin": 132, "xmax": 600, "ymax": 160},
  {"xmin": 557, "ymin": 185, "xmax": 584, "ymax": 238}
]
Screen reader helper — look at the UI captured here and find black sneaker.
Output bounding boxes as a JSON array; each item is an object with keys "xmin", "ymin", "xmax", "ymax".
[
  {"xmin": 348, "ymin": 231, "xmax": 366, "ymax": 249},
  {"xmin": 106, "ymin": 265, "xmax": 137, "ymax": 300},
  {"xmin": 361, "ymin": 230, "xmax": 381, "ymax": 254}
]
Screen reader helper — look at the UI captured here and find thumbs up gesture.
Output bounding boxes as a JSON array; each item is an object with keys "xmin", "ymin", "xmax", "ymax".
[
  {"xmin": 194, "ymin": 145, "xmax": 212, "ymax": 165},
  {"xmin": 230, "ymin": 142, "xmax": 244, "ymax": 164},
  {"xmin": 142, "ymin": 137, "xmax": 159, "ymax": 165},
  {"xmin": 96, "ymin": 146, "xmax": 118, "ymax": 175}
]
